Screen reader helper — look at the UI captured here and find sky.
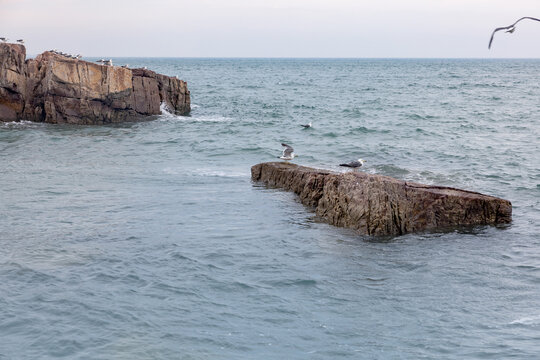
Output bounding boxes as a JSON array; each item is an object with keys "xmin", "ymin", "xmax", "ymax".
[{"xmin": 1, "ymin": 0, "xmax": 540, "ymax": 58}]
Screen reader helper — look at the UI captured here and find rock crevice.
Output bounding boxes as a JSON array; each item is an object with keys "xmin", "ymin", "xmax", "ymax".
[
  {"xmin": 251, "ymin": 162, "xmax": 512, "ymax": 236},
  {"xmin": 0, "ymin": 43, "xmax": 190, "ymax": 124}
]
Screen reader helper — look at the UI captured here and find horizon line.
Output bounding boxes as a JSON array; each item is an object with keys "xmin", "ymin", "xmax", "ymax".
[{"xmin": 25, "ymin": 54, "xmax": 540, "ymax": 60}]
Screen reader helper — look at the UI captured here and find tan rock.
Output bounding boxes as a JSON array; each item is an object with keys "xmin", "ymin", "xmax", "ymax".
[
  {"xmin": 0, "ymin": 43, "xmax": 190, "ymax": 124},
  {"xmin": 251, "ymin": 162, "xmax": 512, "ymax": 236}
]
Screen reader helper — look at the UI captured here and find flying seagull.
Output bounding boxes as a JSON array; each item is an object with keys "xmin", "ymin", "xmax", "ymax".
[
  {"xmin": 301, "ymin": 122, "xmax": 312, "ymax": 128},
  {"xmin": 16, "ymin": 39, "xmax": 24, "ymax": 44},
  {"xmin": 488, "ymin": 16, "xmax": 540, "ymax": 49},
  {"xmin": 339, "ymin": 159, "xmax": 366, "ymax": 169},
  {"xmin": 279, "ymin": 143, "xmax": 296, "ymax": 160}
]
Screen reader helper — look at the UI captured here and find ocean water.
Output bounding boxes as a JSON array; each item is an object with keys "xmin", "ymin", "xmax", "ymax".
[{"xmin": 1, "ymin": 58, "xmax": 539, "ymax": 359}]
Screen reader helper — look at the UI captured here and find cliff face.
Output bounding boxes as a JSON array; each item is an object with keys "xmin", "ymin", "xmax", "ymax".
[
  {"xmin": 0, "ymin": 43, "xmax": 190, "ymax": 124},
  {"xmin": 251, "ymin": 162, "xmax": 512, "ymax": 236}
]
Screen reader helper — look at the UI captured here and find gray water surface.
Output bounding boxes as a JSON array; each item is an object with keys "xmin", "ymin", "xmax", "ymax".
[{"xmin": 1, "ymin": 58, "xmax": 539, "ymax": 359}]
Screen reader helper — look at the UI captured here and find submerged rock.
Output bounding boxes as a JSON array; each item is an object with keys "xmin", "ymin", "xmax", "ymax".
[
  {"xmin": 251, "ymin": 162, "xmax": 512, "ymax": 236},
  {"xmin": 0, "ymin": 43, "xmax": 190, "ymax": 124}
]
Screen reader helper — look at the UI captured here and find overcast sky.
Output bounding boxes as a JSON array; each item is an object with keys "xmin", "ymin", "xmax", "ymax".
[{"xmin": 1, "ymin": 0, "xmax": 539, "ymax": 58}]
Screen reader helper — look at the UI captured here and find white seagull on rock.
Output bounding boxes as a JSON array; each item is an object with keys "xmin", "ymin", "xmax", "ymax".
[
  {"xmin": 488, "ymin": 16, "xmax": 540, "ymax": 49},
  {"xmin": 339, "ymin": 159, "xmax": 366, "ymax": 169},
  {"xmin": 279, "ymin": 143, "xmax": 296, "ymax": 160}
]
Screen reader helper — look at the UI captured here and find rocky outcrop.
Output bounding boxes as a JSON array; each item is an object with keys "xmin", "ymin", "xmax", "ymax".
[
  {"xmin": 251, "ymin": 162, "xmax": 512, "ymax": 236},
  {"xmin": 0, "ymin": 43, "xmax": 190, "ymax": 124}
]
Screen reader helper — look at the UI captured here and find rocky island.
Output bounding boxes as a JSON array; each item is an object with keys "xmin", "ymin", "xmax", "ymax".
[
  {"xmin": 252, "ymin": 162, "xmax": 512, "ymax": 236},
  {"xmin": 0, "ymin": 43, "xmax": 190, "ymax": 124}
]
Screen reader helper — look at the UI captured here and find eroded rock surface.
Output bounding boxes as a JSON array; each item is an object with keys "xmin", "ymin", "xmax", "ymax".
[
  {"xmin": 252, "ymin": 162, "xmax": 512, "ymax": 236},
  {"xmin": 0, "ymin": 43, "xmax": 190, "ymax": 124}
]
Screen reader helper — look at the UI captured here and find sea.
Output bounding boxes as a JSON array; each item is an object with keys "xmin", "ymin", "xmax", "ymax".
[{"xmin": 1, "ymin": 58, "xmax": 539, "ymax": 359}]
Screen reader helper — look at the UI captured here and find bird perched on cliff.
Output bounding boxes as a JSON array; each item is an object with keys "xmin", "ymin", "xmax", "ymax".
[
  {"xmin": 301, "ymin": 122, "xmax": 312, "ymax": 129},
  {"xmin": 339, "ymin": 159, "xmax": 366, "ymax": 169},
  {"xmin": 279, "ymin": 143, "xmax": 296, "ymax": 160},
  {"xmin": 488, "ymin": 16, "xmax": 540, "ymax": 49},
  {"xmin": 105, "ymin": 59, "xmax": 113, "ymax": 66},
  {"xmin": 0, "ymin": 38, "xmax": 8, "ymax": 43},
  {"xmin": 16, "ymin": 39, "xmax": 24, "ymax": 44},
  {"xmin": 121, "ymin": 64, "xmax": 129, "ymax": 68}
]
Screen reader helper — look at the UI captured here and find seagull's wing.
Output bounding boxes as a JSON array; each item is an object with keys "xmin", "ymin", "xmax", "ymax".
[
  {"xmin": 488, "ymin": 26, "xmax": 513, "ymax": 49},
  {"xmin": 512, "ymin": 16, "xmax": 540, "ymax": 27},
  {"xmin": 340, "ymin": 160, "xmax": 358, "ymax": 167},
  {"xmin": 489, "ymin": 17, "xmax": 540, "ymax": 49},
  {"xmin": 281, "ymin": 143, "xmax": 294, "ymax": 157}
]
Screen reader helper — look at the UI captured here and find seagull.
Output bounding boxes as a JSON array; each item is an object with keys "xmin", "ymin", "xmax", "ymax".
[
  {"xmin": 16, "ymin": 39, "xmax": 24, "ymax": 44},
  {"xmin": 0, "ymin": 37, "xmax": 7, "ymax": 43},
  {"xmin": 488, "ymin": 16, "xmax": 540, "ymax": 49},
  {"xmin": 301, "ymin": 122, "xmax": 312, "ymax": 128},
  {"xmin": 142, "ymin": 66, "xmax": 148, "ymax": 70},
  {"xmin": 75, "ymin": 54, "xmax": 82, "ymax": 59},
  {"xmin": 96, "ymin": 59, "xmax": 105, "ymax": 64},
  {"xmin": 339, "ymin": 159, "xmax": 366, "ymax": 169},
  {"xmin": 105, "ymin": 59, "xmax": 113, "ymax": 66},
  {"xmin": 121, "ymin": 64, "xmax": 129, "ymax": 68},
  {"xmin": 278, "ymin": 143, "xmax": 296, "ymax": 160}
]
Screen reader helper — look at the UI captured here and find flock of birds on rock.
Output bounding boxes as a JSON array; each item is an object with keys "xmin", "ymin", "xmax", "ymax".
[
  {"xmin": 48, "ymin": 49, "xmax": 82, "ymax": 59},
  {"xmin": 96, "ymin": 59, "xmax": 114, "ymax": 66},
  {"xmin": 0, "ymin": 38, "xmax": 24, "ymax": 44}
]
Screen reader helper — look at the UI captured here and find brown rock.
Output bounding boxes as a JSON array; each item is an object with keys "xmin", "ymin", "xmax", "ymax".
[
  {"xmin": 0, "ymin": 43, "xmax": 190, "ymax": 124},
  {"xmin": 251, "ymin": 162, "xmax": 512, "ymax": 236}
]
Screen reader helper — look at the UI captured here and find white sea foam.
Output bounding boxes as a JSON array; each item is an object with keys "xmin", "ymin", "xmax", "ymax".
[
  {"xmin": 510, "ymin": 315, "xmax": 540, "ymax": 326},
  {"xmin": 158, "ymin": 103, "xmax": 231, "ymax": 123},
  {"xmin": 163, "ymin": 167, "xmax": 249, "ymax": 178},
  {"xmin": 1, "ymin": 120, "xmax": 39, "ymax": 128},
  {"xmin": 189, "ymin": 115, "xmax": 233, "ymax": 123}
]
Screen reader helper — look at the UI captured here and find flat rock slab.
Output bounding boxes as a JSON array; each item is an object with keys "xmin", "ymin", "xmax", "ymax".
[{"xmin": 251, "ymin": 162, "xmax": 512, "ymax": 236}]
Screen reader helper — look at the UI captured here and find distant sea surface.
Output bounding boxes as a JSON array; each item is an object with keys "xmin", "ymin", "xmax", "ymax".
[{"xmin": 1, "ymin": 58, "xmax": 539, "ymax": 359}]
